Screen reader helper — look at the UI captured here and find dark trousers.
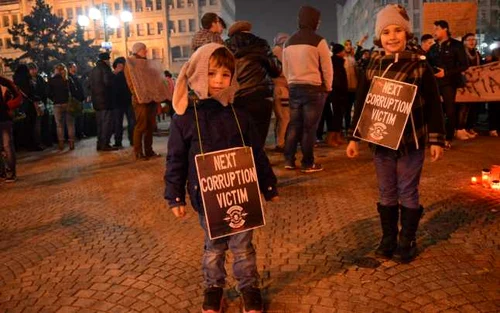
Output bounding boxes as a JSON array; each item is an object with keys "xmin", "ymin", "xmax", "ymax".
[
  {"xmin": 133, "ymin": 102, "xmax": 156, "ymax": 156},
  {"xmin": 343, "ymin": 91, "xmax": 356, "ymax": 134},
  {"xmin": 440, "ymin": 85, "xmax": 457, "ymax": 141},
  {"xmin": 234, "ymin": 94, "xmax": 273, "ymax": 148},
  {"xmin": 466, "ymin": 103, "xmax": 479, "ymax": 130},
  {"xmin": 95, "ymin": 109, "xmax": 113, "ymax": 148},
  {"xmin": 489, "ymin": 102, "xmax": 500, "ymax": 131},
  {"xmin": 114, "ymin": 105, "xmax": 136, "ymax": 146},
  {"xmin": 332, "ymin": 94, "xmax": 349, "ymax": 132},
  {"xmin": 0, "ymin": 121, "xmax": 16, "ymax": 177},
  {"xmin": 284, "ymin": 86, "xmax": 327, "ymax": 167},
  {"xmin": 316, "ymin": 94, "xmax": 334, "ymax": 140}
]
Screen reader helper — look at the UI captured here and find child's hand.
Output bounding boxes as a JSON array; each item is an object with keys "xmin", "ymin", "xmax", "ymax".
[
  {"xmin": 430, "ymin": 145, "xmax": 443, "ymax": 162},
  {"xmin": 269, "ymin": 196, "xmax": 280, "ymax": 202},
  {"xmin": 172, "ymin": 206, "xmax": 187, "ymax": 218},
  {"xmin": 346, "ymin": 141, "xmax": 359, "ymax": 158}
]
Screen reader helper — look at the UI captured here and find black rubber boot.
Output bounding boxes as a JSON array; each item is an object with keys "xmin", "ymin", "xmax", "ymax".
[
  {"xmin": 398, "ymin": 206, "xmax": 424, "ymax": 263},
  {"xmin": 375, "ymin": 203, "xmax": 400, "ymax": 258}
]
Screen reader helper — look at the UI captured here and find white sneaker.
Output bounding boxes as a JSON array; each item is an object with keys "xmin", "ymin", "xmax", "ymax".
[
  {"xmin": 490, "ymin": 130, "xmax": 498, "ymax": 137},
  {"xmin": 455, "ymin": 129, "xmax": 470, "ymax": 140}
]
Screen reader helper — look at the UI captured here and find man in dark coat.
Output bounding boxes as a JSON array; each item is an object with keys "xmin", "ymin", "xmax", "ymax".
[
  {"xmin": 68, "ymin": 62, "xmax": 86, "ymax": 139},
  {"xmin": 225, "ymin": 20, "xmax": 282, "ymax": 148},
  {"xmin": 90, "ymin": 52, "xmax": 117, "ymax": 151},
  {"xmin": 112, "ymin": 57, "xmax": 134, "ymax": 148},
  {"xmin": 427, "ymin": 20, "xmax": 468, "ymax": 149}
]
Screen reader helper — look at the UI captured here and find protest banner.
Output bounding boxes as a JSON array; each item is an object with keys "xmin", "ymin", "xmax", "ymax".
[
  {"xmin": 422, "ymin": 2, "xmax": 477, "ymax": 39},
  {"xmin": 456, "ymin": 61, "xmax": 500, "ymax": 103},
  {"xmin": 354, "ymin": 76, "xmax": 418, "ymax": 150},
  {"xmin": 195, "ymin": 147, "xmax": 265, "ymax": 240}
]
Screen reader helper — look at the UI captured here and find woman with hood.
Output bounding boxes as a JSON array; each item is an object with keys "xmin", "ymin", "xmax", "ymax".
[{"xmin": 346, "ymin": 4, "xmax": 445, "ymax": 263}]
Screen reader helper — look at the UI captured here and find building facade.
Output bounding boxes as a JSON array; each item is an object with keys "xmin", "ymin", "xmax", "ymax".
[
  {"xmin": 337, "ymin": 0, "xmax": 498, "ymax": 50},
  {"xmin": 0, "ymin": 0, "xmax": 235, "ymax": 74}
]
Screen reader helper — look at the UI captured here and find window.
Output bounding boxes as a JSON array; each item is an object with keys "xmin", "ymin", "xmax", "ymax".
[
  {"xmin": 199, "ymin": 0, "xmax": 206, "ymax": 6},
  {"xmin": 114, "ymin": 3, "xmax": 120, "ymax": 11},
  {"xmin": 156, "ymin": 0, "xmax": 162, "ymax": 10},
  {"xmin": 76, "ymin": 7, "xmax": 83, "ymax": 16},
  {"xmin": 57, "ymin": 9, "xmax": 63, "ymax": 18},
  {"xmin": 0, "ymin": 39, "xmax": 3, "ymax": 50},
  {"xmin": 152, "ymin": 48, "xmax": 162, "ymax": 59},
  {"xmin": 171, "ymin": 45, "xmax": 190, "ymax": 60},
  {"xmin": 137, "ymin": 24, "xmax": 145, "ymax": 36},
  {"xmin": 178, "ymin": 20, "xmax": 186, "ymax": 32},
  {"xmin": 12, "ymin": 15, "xmax": 18, "ymax": 25},
  {"xmin": 209, "ymin": 0, "xmax": 217, "ymax": 5},
  {"xmin": 2, "ymin": 16, "xmax": 9, "ymax": 27},
  {"xmin": 177, "ymin": 0, "xmax": 185, "ymax": 9},
  {"xmin": 145, "ymin": 0, "xmax": 153, "ymax": 11},
  {"xmin": 6, "ymin": 38, "xmax": 12, "ymax": 48},
  {"xmin": 167, "ymin": 0, "xmax": 173, "ymax": 8},
  {"xmin": 135, "ymin": 0, "xmax": 143, "ymax": 12},
  {"xmin": 157, "ymin": 22, "xmax": 164, "ymax": 34},
  {"xmin": 187, "ymin": 0, "xmax": 194, "ymax": 6},
  {"xmin": 189, "ymin": 19, "xmax": 196, "ymax": 32},
  {"xmin": 66, "ymin": 8, "xmax": 74, "ymax": 20},
  {"xmin": 147, "ymin": 23, "xmax": 154, "ymax": 35},
  {"xmin": 123, "ymin": 1, "xmax": 131, "ymax": 10},
  {"xmin": 168, "ymin": 20, "xmax": 175, "ymax": 33}
]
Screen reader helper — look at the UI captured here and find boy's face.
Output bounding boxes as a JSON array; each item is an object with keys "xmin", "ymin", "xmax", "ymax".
[{"xmin": 208, "ymin": 58, "xmax": 232, "ymax": 96}]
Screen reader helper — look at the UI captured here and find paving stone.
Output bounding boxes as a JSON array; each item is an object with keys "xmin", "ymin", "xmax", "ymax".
[{"xmin": 0, "ymin": 135, "xmax": 498, "ymax": 312}]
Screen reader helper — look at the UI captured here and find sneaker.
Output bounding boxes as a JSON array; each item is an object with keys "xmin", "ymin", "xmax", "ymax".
[
  {"xmin": 100, "ymin": 145, "xmax": 119, "ymax": 152},
  {"xmin": 455, "ymin": 129, "xmax": 470, "ymax": 140},
  {"xmin": 135, "ymin": 153, "xmax": 148, "ymax": 161},
  {"xmin": 5, "ymin": 175, "xmax": 16, "ymax": 183},
  {"xmin": 301, "ymin": 163, "xmax": 324, "ymax": 173},
  {"xmin": 145, "ymin": 152, "xmax": 161, "ymax": 158},
  {"xmin": 284, "ymin": 163, "xmax": 296, "ymax": 170},
  {"xmin": 241, "ymin": 287, "xmax": 263, "ymax": 313},
  {"xmin": 490, "ymin": 130, "xmax": 498, "ymax": 137},
  {"xmin": 113, "ymin": 143, "xmax": 123, "ymax": 149},
  {"xmin": 467, "ymin": 129, "xmax": 478, "ymax": 138},
  {"xmin": 202, "ymin": 287, "xmax": 223, "ymax": 313}
]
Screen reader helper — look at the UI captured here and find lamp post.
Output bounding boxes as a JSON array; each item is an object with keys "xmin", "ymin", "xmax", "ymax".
[
  {"xmin": 120, "ymin": 10, "xmax": 133, "ymax": 55},
  {"xmin": 77, "ymin": 6, "xmax": 133, "ymax": 52}
]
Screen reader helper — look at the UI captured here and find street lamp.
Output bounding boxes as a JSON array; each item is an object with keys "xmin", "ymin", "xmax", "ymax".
[
  {"xmin": 77, "ymin": 5, "xmax": 132, "ymax": 51},
  {"xmin": 120, "ymin": 10, "xmax": 133, "ymax": 55}
]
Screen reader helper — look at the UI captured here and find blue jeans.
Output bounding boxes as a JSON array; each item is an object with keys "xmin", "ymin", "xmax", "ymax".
[
  {"xmin": 0, "ymin": 121, "xmax": 16, "ymax": 177},
  {"xmin": 53, "ymin": 103, "xmax": 75, "ymax": 143},
  {"xmin": 373, "ymin": 148, "xmax": 425, "ymax": 209},
  {"xmin": 95, "ymin": 110, "xmax": 113, "ymax": 148},
  {"xmin": 114, "ymin": 106, "xmax": 135, "ymax": 145},
  {"xmin": 198, "ymin": 214, "xmax": 259, "ymax": 290},
  {"xmin": 284, "ymin": 86, "xmax": 327, "ymax": 167}
]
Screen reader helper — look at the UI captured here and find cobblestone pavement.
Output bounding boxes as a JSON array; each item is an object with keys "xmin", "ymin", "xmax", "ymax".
[{"xmin": 0, "ymin": 133, "xmax": 499, "ymax": 313}]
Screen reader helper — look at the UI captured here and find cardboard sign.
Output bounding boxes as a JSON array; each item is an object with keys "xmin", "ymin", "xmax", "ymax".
[
  {"xmin": 456, "ymin": 62, "xmax": 500, "ymax": 103},
  {"xmin": 354, "ymin": 76, "xmax": 418, "ymax": 150},
  {"xmin": 195, "ymin": 147, "xmax": 265, "ymax": 240},
  {"xmin": 422, "ymin": 2, "xmax": 477, "ymax": 39}
]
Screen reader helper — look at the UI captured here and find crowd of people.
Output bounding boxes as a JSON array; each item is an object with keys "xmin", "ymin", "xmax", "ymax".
[
  {"xmin": 0, "ymin": 41, "xmax": 174, "ymax": 182},
  {"xmin": 1, "ymin": 3, "xmax": 499, "ymax": 312}
]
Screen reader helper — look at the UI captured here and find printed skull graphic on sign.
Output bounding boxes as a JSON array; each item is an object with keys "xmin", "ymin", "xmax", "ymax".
[
  {"xmin": 368, "ymin": 122, "xmax": 389, "ymax": 141},
  {"xmin": 224, "ymin": 205, "xmax": 248, "ymax": 229}
]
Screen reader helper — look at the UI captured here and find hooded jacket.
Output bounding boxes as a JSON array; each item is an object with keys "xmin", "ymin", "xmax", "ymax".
[
  {"xmin": 282, "ymin": 6, "xmax": 333, "ymax": 91},
  {"xmin": 166, "ymin": 43, "xmax": 278, "ymax": 211},
  {"xmin": 225, "ymin": 32, "xmax": 281, "ymax": 98}
]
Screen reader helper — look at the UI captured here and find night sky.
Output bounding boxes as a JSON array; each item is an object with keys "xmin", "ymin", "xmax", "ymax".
[{"xmin": 234, "ymin": 0, "xmax": 338, "ymax": 45}]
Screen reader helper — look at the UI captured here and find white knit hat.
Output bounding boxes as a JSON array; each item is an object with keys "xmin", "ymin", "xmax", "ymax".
[
  {"xmin": 172, "ymin": 43, "xmax": 238, "ymax": 115},
  {"xmin": 131, "ymin": 42, "xmax": 146, "ymax": 55},
  {"xmin": 374, "ymin": 4, "xmax": 412, "ymax": 40}
]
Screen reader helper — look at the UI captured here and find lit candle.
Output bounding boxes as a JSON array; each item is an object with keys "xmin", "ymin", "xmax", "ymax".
[
  {"xmin": 482, "ymin": 169, "xmax": 491, "ymax": 188},
  {"xmin": 471, "ymin": 177, "xmax": 478, "ymax": 184},
  {"xmin": 492, "ymin": 180, "xmax": 500, "ymax": 190}
]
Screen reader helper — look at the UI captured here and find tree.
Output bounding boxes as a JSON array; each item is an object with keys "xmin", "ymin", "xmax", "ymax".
[
  {"xmin": 65, "ymin": 25, "xmax": 101, "ymax": 76},
  {"xmin": 2, "ymin": 0, "xmax": 99, "ymax": 75}
]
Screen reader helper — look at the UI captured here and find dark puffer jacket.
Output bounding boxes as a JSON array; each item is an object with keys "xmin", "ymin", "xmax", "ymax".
[
  {"xmin": 164, "ymin": 98, "xmax": 278, "ymax": 212},
  {"xmin": 89, "ymin": 61, "xmax": 114, "ymax": 110},
  {"xmin": 427, "ymin": 38, "xmax": 468, "ymax": 88},
  {"xmin": 225, "ymin": 32, "xmax": 281, "ymax": 98}
]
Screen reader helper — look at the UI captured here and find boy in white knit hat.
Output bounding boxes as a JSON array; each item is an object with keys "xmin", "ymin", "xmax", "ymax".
[{"xmin": 164, "ymin": 43, "xmax": 278, "ymax": 313}]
